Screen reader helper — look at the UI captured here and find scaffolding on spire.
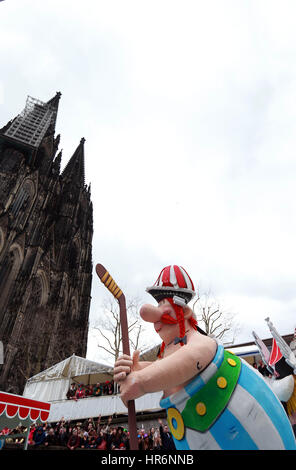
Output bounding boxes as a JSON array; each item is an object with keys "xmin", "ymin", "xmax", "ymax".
[{"xmin": 4, "ymin": 94, "xmax": 59, "ymax": 148}]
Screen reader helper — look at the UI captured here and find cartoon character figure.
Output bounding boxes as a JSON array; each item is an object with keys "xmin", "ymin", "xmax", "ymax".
[{"xmin": 114, "ymin": 265, "xmax": 296, "ymax": 450}]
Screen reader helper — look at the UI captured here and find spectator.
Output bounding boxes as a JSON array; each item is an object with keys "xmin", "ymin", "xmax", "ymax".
[
  {"xmin": 0, "ymin": 426, "xmax": 11, "ymax": 436},
  {"xmin": 67, "ymin": 429, "xmax": 80, "ymax": 450},
  {"xmin": 149, "ymin": 426, "xmax": 155, "ymax": 439},
  {"xmin": 87, "ymin": 423, "xmax": 97, "ymax": 438},
  {"xmin": 153, "ymin": 434, "xmax": 163, "ymax": 450},
  {"xmin": 57, "ymin": 425, "xmax": 68, "ymax": 447},
  {"xmin": 79, "ymin": 431, "xmax": 89, "ymax": 449},
  {"xmin": 85, "ymin": 385, "xmax": 94, "ymax": 397},
  {"xmin": 96, "ymin": 431, "xmax": 108, "ymax": 450},
  {"xmin": 122, "ymin": 429, "xmax": 130, "ymax": 450},
  {"xmin": 32, "ymin": 426, "xmax": 46, "ymax": 446},
  {"xmin": 93, "ymin": 382, "xmax": 102, "ymax": 397},
  {"xmin": 98, "ymin": 415, "xmax": 112, "ymax": 436},
  {"xmin": 142, "ymin": 433, "xmax": 153, "ymax": 450},
  {"xmin": 137, "ymin": 433, "xmax": 144, "ymax": 450},
  {"xmin": 102, "ymin": 380, "xmax": 113, "ymax": 395},
  {"xmin": 44, "ymin": 427, "xmax": 58, "ymax": 447},
  {"xmin": 109, "ymin": 426, "xmax": 124, "ymax": 449},
  {"xmin": 75, "ymin": 384, "xmax": 86, "ymax": 400},
  {"xmin": 103, "ymin": 381, "xmax": 108, "ymax": 395},
  {"xmin": 258, "ymin": 360, "xmax": 269, "ymax": 377},
  {"xmin": 66, "ymin": 383, "xmax": 77, "ymax": 400},
  {"xmin": 27, "ymin": 424, "xmax": 36, "ymax": 445},
  {"xmin": 88, "ymin": 432, "xmax": 98, "ymax": 449},
  {"xmin": 108, "ymin": 381, "xmax": 114, "ymax": 395},
  {"xmin": 83, "ymin": 417, "xmax": 95, "ymax": 431},
  {"xmin": 158, "ymin": 418, "xmax": 176, "ymax": 450}
]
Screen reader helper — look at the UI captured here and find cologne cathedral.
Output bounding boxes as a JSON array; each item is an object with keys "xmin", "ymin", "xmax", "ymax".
[{"xmin": 0, "ymin": 92, "xmax": 93, "ymax": 394}]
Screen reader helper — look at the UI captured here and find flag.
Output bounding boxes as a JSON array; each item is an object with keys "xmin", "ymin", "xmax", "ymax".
[{"xmin": 269, "ymin": 338, "xmax": 283, "ymax": 366}]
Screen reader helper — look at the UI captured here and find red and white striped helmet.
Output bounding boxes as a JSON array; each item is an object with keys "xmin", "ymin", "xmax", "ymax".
[{"xmin": 146, "ymin": 265, "xmax": 196, "ymax": 304}]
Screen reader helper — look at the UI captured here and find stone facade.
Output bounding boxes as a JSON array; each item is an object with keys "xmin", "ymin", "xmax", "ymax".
[{"xmin": 0, "ymin": 93, "xmax": 93, "ymax": 394}]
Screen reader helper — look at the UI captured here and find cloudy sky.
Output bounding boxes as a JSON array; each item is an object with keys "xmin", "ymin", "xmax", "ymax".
[{"xmin": 1, "ymin": 0, "xmax": 296, "ymax": 364}]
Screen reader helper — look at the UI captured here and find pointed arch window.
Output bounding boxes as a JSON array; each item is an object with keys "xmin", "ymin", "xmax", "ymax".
[
  {"xmin": 10, "ymin": 186, "xmax": 30, "ymax": 216},
  {"xmin": 10, "ymin": 179, "xmax": 36, "ymax": 227},
  {"xmin": 0, "ymin": 244, "xmax": 24, "ymax": 326},
  {"xmin": 70, "ymin": 295, "xmax": 78, "ymax": 320}
]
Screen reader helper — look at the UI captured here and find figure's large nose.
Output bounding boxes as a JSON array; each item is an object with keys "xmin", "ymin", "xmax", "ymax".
[{"xmin": 140, "ymin": 304, "xmax": 162, "ymax": 323}]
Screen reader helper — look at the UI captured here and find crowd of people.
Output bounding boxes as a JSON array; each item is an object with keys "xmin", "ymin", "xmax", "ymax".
[
  {"xmin": 66, "ymin": 381, "xmax": 115, "ymax": 400},
  {"xmin": 0, "ymin": 416, "xmax": 175, "ymax": 451}
]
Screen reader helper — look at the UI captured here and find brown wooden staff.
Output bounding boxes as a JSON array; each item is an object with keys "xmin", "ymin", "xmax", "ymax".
[{"xmin": 95, "ymin": 263, "xmax": 138, "ymax": 450}]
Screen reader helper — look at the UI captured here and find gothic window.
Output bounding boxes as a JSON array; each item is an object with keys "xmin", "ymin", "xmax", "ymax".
[
  {"xmin": 0, "ymin": 244, "xmax": 23, "ymax": 325},
  {"xmin": 10, "ymin": 179, "xmax": 35, "ymax": 226},
  {"xmin": 23, "ymin": 271, "xmax": 48, "ymax": 329},
  {"xmin": 30, "ymin": 271, "xmax": 49, "ymax": 308},
  {"xmin": 69, "ymin": 240, "xmax": 80, "ymax": 271},
  {"xmin": 70, "ymin": 295, "xmax": 78, "ymax": 320},
  {"xmin": 11, "ymin": 186, "xmax": 29, "ymax": 216}
]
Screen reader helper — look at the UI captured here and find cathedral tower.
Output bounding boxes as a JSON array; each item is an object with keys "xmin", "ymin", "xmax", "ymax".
[{"xmin": 0, "ymin": 93, "xmax": 93, "ymax": 394}]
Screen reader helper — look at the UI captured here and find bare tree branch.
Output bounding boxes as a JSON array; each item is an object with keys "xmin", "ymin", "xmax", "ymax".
[
  {"xmin": 94, "ymin": 296, "xmax": 149, "ymax": 361},
  {"xmin": 193, "ymin": 289, "xmax": 240, "ymax": 343},
  {"xmin": 93, "ymin": 326, "xmax": 116, "ymax": 353}
]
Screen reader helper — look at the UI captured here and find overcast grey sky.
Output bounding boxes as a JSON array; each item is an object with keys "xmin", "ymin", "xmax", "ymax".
[{"xmin": 1, "ymin": 0, "xmax": 296, "ymax": 364}]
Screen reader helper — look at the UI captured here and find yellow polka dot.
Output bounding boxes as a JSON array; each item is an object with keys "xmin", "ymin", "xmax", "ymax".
[
  {"xmin": 217, "ymin": 376, "xmax": 227, "ymax": 389},
  {"xmin": 167, "ymin": 408, "xmax": 184, "ymax": 441},
  {"xmin": 227, "ymin": 358, "xmax": 237, "ymax": 367},
  {"xmin": 196, "ymin": 402, "xmax": 207, "ymax": 416}
]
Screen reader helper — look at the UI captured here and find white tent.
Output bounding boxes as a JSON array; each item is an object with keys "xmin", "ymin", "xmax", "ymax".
[
  {"xmin": 23, "ymin": 354, "xmax": 114, "ymax": 403},
  {"xmin": 22, "ymin": 354, "xmax": 163, "ymax": 423}
]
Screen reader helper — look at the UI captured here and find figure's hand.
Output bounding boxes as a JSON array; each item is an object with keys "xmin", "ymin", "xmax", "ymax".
[
  {"xmin": 113, "ymin": 351, "xmax": 141, "ymax": 383},
  {"xmin": 114, "ymin": 354, "xmax": 132, "ymax": 383},
  {"xmin": 119, "ymin": 370, "xmax": 144, "ymax": 407}
]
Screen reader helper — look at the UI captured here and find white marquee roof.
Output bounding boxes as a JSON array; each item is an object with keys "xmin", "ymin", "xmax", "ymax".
[{"xmin": 23, "ymin": 354, "xmax": 114, "ymax": 403}]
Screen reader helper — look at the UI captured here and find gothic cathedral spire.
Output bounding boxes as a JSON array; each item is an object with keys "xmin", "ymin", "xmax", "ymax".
[{"xmin": 62, "ymin": 137, "xmax": 86, "ymax": 188}]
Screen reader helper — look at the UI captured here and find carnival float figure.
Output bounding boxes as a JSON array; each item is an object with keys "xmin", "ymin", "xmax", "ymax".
[
  {"xmin": 253, "ymin": 319, "xmax": 296, "ymax": 434},
  {"xmin": 114, "ymin": 265, "xmax": 296, "ymax": 450}
]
